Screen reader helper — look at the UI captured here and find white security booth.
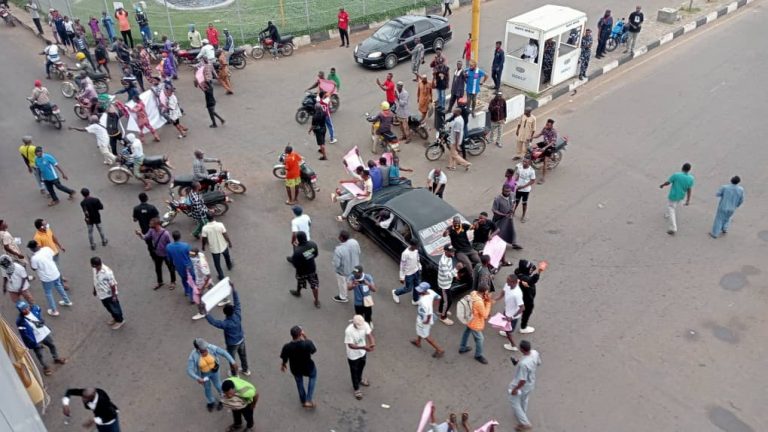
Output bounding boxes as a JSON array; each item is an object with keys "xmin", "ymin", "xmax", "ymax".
[{"xmin": 502, "ymin": 5, "xmax": 587, "ymax": 93}]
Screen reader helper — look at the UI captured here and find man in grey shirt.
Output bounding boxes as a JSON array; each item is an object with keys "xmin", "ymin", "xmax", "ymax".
[
  {"xmin": 332, "ymin": 230, "xmax": 361, "ymax": 303},
  {"xmin": 508, "ymin": 340, "xmax": 542, "ymax": 430},
  {"xmin": 395, "ymin": 81, "xmax": 410, "ymax": 141},
  {"xmin": 192, "ymin": 149, "xmax": 220, "ymax": 191}
]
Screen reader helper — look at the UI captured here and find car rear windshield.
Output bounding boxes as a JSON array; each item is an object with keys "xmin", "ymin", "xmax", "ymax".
[
  {"xmin": 418, "ymin": 214, "xmax": 469, "ymax": 257},
  {"xmin": 373, "ymin": 23, "xmax": 403, "ymax": 41}
]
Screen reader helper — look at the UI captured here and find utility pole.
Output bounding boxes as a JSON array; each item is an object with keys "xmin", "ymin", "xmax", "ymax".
[{"xmin": 471, "ymin": 0, "xmax": 480, "ymax": 61}]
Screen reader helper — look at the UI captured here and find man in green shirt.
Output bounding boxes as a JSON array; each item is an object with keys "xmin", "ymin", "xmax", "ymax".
[
  {"xmin": 328, "ymin": 67, "xmax": 340, "ymax": 91},
  {"xmin": 659, "ymin": 163, "xmax": 694, "ymax": 235},
  {"xmin": 221, "ymin": 376, "xmax": 258, "ymax": 431}
]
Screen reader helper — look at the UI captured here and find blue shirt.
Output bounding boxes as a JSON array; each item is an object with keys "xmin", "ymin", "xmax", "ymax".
[
  {"xmin": 347, "ymin": 273, "xmax": 374, "ymax": 306},
  {"xmin": 716, "ymin": 184, "xmax": 744, "ymax": 213},
  {"xmin": 389, "ymin": 165, "xmax": 401, "ymax": 184},
  {"xmin": 166, "ymin": 241, "xmax": 192, "ymax": 270},
  {"xmin": 35, "ymin": 153, "xmax": 59, "ymax": 181},
  {"xmin": 369, "ymin": 167, "xmax": 382, "ymax": 192},
  {"xmin": 465, "ymin": 68, "xmax": 486, "ymax": 95},
  {"xmin": 205, "ymin": 290, "xmax": 244, "ymax": 345}
]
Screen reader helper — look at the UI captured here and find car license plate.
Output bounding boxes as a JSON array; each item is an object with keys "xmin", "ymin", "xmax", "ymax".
[{"xmin": 357, "ymin": 57, "xmax": 363, "ymax": 64}]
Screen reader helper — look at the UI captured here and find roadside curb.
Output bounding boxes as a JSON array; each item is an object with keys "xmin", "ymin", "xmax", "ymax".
[{"xmin": 524, "ymin": 0, "xmax": 755, "ymax": 111}]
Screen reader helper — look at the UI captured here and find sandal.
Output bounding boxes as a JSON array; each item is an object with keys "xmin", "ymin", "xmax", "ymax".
[
  {"xmin": 168, "ymin": 284, "xmax": 176, "ymax": 290},
  {"xmin": 153, "ymin": 283, "xmax": 164, "ymax": 290},
  {"xmin": 432, "ymin": 350, "xmax": 445, "ymax": 358},
  {"xmin": 410, "ymin": 340, "xmax": 421, "ymax": 348},
  {"xmin": 336, "ymin": 216, "xmax": 345, "ymax": 222},
  {"xmin": 354, "ymin": 391, "xmax": 363, "ymax": 400},
  {"xmin": 360, "ymin": 379, "xmax": 370, "ymax": 387}
]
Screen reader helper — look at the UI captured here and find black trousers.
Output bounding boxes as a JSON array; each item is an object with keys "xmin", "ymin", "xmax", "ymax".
[
  {"xmin": 339, "ymin": 28, "xmax": 349, "ymax": 46},
  {"xmin": 109, "ymin": 133, "xmax": 122, "ymax": 155},
  {"xmin": 211, "ymin": 249, "xmax": 233, "ymax": 280},
  {"xmin": 491, "ymin": 68, "xmax": 502, "ymax": 90},
  {"xmin": 121, "ymin": 30, "xmax": 134, "ymax": 48},
  {"xmin": 101, "ymin": 297, "xmax": 124, "ymax": 322},
  {"xmin": 232, "ymin": 402, "xmax": 255, "ymax": 428},
  {"xmin": 207, "ymin": 106, "xmax": 225, "ymax": 126},
  {"xmin": 152, "ymin": 254, "xmax": 176, "ymax": 284},
  {"xmin": 33, "ymin": 18, "xmax": 44, "ymax": 34},
  {"xmin": 443, "ymin": 2, "xmax": 452, "ymax": 16},
  {"xmin": 521, "ymin": 295, "xmax": 534, "ymax": 329},
  {"xmin": 43, "ymin": 179, "xmax": 75, "ymax": 202},
  {"xmin": 354, "ymin": 304, "xmax": 373, "ymax": 324},
  {"xmin": 347, "ymin": 355, "xmax": 367, "ymax": 391}
]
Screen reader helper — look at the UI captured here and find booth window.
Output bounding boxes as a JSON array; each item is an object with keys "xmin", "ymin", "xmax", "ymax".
[
  {"xmin": 559, "ymin": 28, "xmax": 579, "ymax": 56},
  {"xmin": 506, "ymin": 33, "xmax": 540, "ymax": 63}
]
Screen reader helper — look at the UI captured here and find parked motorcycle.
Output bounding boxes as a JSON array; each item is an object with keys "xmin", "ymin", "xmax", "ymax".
[
  {"xmin": 171, "ymin": 162, "xmax": 247, "ymax": 195},
  {"xmin": 272, "ymin": 154, "xmax": 319, "ymax": 200},
  {"xmin": 425, "ymin": 124, "xmax": 488, "ymax": 161},
  {"xmin": 175, "ymin": 47, "xmax": 200, "ymax": 66},
  {"xmin": 606, "ymin": 27, "xmax": 629, "ymax": 52},
  {"xmin": 251, "ymin": 31, "xmax": 295, "ymax": 59},
  {"xmin": 161, "ymin": 189, "xmax": 230, "ymax": 227},
  {"xmin": 295, "ymin": 91, "xmax": 340, "ymax": 124},
  {"xmin": 107, "ymin": 148, "xmax": 173, "ymax": 185},
  {"xmin": 27, "ymin": 98, "xmax": 64, "ymax": 129},
  {"xmin": 406, "ymin": 115, "xmax": 429, "ymax": 141},
  {"xmin": 526, "ymin": 136, "xmax": 569, "ymax": 170},
  {"xmin": 227, "ymin": 48, "xmax": 247, "ymax": 70},
  {"xmin": 61, "ymin": 71, "xmax": 109, "ymax": 98},
  {"xmin": 0, "ymin": 6, "xmax": 15, "ymax": 26}
]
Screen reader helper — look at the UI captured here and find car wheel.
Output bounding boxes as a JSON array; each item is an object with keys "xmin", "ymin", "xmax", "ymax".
[
  {"xmin": 347, "ymin": 213, "xmax": 362, "ymax": 231},
  {"xmin": 432, "ymin": 37, "xmax": 444, "ymax": 51},
  {"xmin": 384, "ymin": 53, "xmax": 397, "ymax": 70}
]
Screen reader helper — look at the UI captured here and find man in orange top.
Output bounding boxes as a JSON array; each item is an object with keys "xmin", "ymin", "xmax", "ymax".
[
  {"xmin": 206, "ymin": 23, "xmax": 220, "ymax": 50},
  {"xmin": 337, "ymin": 8, "xmax": 350, "ymax": 48},
  {"xmin": 114, "ymin": 7, "xmax": 133, "ymax": 48},
  {"xmin": 283, "ymin": 146, "xmax": 303, "ymax": 205},
  {"xmin": 33, "ymin": 218, "xmax": 68, "ymax": 282},
  {"xmin": 458, "ymin": 284, "xmax": 493, "ymax": 364}
]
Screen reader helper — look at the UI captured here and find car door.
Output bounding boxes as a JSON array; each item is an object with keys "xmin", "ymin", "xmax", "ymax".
[
  {"xmin": 394, "ymin": 24, "xmax": 415, "ymax": 60},
  {"xmin": 414, "ymin": 19, "xmax": 435, "ymax": 49}
]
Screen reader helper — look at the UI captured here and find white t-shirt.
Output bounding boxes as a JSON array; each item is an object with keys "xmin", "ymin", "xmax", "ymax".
[
  {"xmin": 427, "ymin": 169, "xmax": 447, "ymax": 185},
  {"xmin": 44, "ymin": 44, "xmax": 60, "ymax": 62},
  {"xmin": 24, "ymin": 313, "xmax": 51, "ymax": 343},
  {"xmin": 85, "ymin": 123, "xmax": 110, "ymax": 150},
  {"xmin": 201, "ymin": 221, "xmax": 228, "ymax": 254},
  {"xmin": 361, "ymin": 178, "xmax": 373, "ymax": 202},
  {"xmin": 130, "ymin": 138, "xmax": 144, "ymax": 159},
  {"xmin": 291, "ymin": 214, "xmax": 312, "ymax": 240},
  {"xmin": 344, "ymin": 322, "xmax": 371, "ymax": 360},
  {"xmin": 516, "ymin": 164, "xmax": 536, "ymax": 193},
  {"xmin": 3, "ymin": 263, "xmax": 29, "ymax": 293},
  {"xmin": 30, "ymin": 247, "xmax": 60, "ymax": 282},
  {"xmin": 503, "ymin": 283, "xmax": 524, "ymax": 319},
  {"xmin": 449, "ymin": 115, "xmax": 465, "ymax": 145}
]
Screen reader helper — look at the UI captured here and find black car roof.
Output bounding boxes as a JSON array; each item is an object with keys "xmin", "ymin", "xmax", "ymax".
[
  {"xmin": 391, "ymin": 15, "xmax": 446, "ymax": 26},
  {"xmin": 384, "ymin": 188, "xmax": 461, "ymax": 230}
]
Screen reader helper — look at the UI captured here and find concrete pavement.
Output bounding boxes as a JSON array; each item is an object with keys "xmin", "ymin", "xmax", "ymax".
[{"xmin": 0, "ymin": 1, "xmax": 767, "ymax": 432}]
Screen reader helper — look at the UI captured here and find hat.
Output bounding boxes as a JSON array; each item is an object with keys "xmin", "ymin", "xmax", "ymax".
[
  {"xmin": 34, "ymin": 79, "xmax": 42, "ymax": 87},
  {"xmin": 193, "ymin": 338, "xmax": 209, "ymax": 351},
  {"xmin": 396, "ymin": 81, "xmax": 403, "ymax": 85},
  {"xmin": 415, "ymin": 282, "xmax": 431, "ymax": 293},
  {"xmin": 292, "ymin": 205, "xmax": 303, "ymax": 216},
  {"xmin": 202, "ymin": 38, "xmax": 209, "ymax": 45},
  {"xmin": 16, "ymin": 300, "xmax": 30, "ymax": 312},
  {"xmin": 351, "ymin": 315, "xmax": 366, "ymax": 327},
  {"xmin": 443, "ymin": 245, "xmax": 454, "ymax": 253}
]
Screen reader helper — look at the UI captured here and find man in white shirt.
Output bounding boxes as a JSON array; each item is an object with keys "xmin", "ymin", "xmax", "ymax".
[
  {"xmin": 201, "ymin": 215, "xmax": 233, "ymax": 281},
  {"xmin": 1, "ymin": 254, "xmax": 35, "ymax": 304},
  {"xmin": 410, "ymin": 283, "xmax": 445, "ymax": 358},
  {"xmin": 495, "ymin": 274, "xmax": 524, "ymax": 351},
  {"xmin": 508, "ymin": 340, "xmax": 542, "ymax": 430},
  {"xmin": 91, "ymin": 257, "xmax": 124, "ymax": 330},
  {"xmin": 336, "ymin": 170, "xmax": 373, "ymax": 220},
  {"xmin": 124, "ymin": 133, "xmax": 151, "ymax": 190},
  {"xmin": 392, "ymin": 238, "xmax": 422, "ymax": 305},
  {"xmin": 197, "ymin": 39, "xmax": 216, "ymax": 62},
  {"xmin": 27, "ymin": 240, "xmax": 72, "ymax": 316},
  {"xmin": 513, "ymin": 158, "xmax": 536, "ymax": 222},
  {"xmin": 344, "ymin": 314, "xmax": 375, "ymax": 400},
  {"xmin": 522, "ymin": 39, "xmax": 538, "ymax": 63},
  {"xmin": 427, "ymin": 168, "xmax": 448, "ymax": 198},
  {"xmin": 290, "ymin": 205, "xmax": 311, "ymax": 243},
  {"xmin": 69, "ymin": 116, "xmax": 116, "ymax": 165},
  {"xmin": 43, "ymin": 40, "xmax": 60, "ymax": 79}
]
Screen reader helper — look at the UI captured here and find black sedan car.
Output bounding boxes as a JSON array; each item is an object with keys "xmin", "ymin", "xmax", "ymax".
[
  {"xmin": 354, "ymin": 15, "xmax": 452, "ymax": 69},
  {"xmin": 341, "ymin": 184, "xmax": 469, "ymax": 287}
]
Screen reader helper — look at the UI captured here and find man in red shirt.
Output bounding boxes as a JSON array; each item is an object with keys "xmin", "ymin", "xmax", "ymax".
[
  {"xmin": 283, "ymin": 145, "xmax": 303, "ymax": 205},
  {"xmin": 206, "ymin": 23, "xmax": 220, "ymax": 49},
  {"xmin": 337, "ymin": 8, "xmax": 350, "ymax": 48},
  {"xmin": 376, "ymin": 73, "xmax": 397, "ymax": 111},
  {"xmin": 462, "ymin": 33, "xmax": 472, "ymax": 62}
]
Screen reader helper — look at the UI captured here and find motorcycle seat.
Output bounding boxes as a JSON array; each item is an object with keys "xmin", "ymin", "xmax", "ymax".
[
  {"xmin": 142, "ymin": 155, "xmax": 166, "ymax": 167},
  {"xmin": 233, "ymin": 47, "xmax": 245, "ymax": 54},
  {"xmin": 202, "ymin": 190, "xmax": 226, "ymax": 203},
  {"xmin": 381, "ymin": 131, "xmax": 398, "ymax": 142},
  {"xmin": 279, "ymin": 35, "xmax": 294, "ymax": 43},
  {"xmin": 172, "ymin": 174, "xmax": 195, "ymax": 186},
  {"xmin": 466, "ymin": 127, "xmax": 486, "ymax": 137}
]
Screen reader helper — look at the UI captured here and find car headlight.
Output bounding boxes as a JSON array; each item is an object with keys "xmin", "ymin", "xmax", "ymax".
[
  {"xmin": 354, "ymin": 45, "xmax": 359, "ymax": 54},
  {"xmin": 367, "ymin": 51, "xmax": 383, "ymax": 59}
]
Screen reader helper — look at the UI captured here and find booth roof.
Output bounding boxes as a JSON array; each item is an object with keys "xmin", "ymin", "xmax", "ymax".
[{"xmin": 507, "ymin": 4, "xmax": 587, "ymax": 33}]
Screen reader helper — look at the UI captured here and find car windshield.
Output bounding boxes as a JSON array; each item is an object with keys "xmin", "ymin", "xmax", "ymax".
[
  {"xmin": 418, "ymin": 214, "xmax": 470, "ymax": 257},
  {"xmin": 372, "ymin": 23, "xmax": 403, "ymax": 42}
]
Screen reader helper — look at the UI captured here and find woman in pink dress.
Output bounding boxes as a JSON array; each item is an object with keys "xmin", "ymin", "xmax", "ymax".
[{"xmin": 130, "ymin": 95, "xmax": 160, "ymax": 141}]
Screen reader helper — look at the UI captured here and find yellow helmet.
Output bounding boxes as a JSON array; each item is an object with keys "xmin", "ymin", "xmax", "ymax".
[
  {"xmin": 75, "ymin": 52, "xmax": 86, "ymax": 61},
  {"xmin": 380, "ymin": 101, "xmax": 390, "ymax": 110}
]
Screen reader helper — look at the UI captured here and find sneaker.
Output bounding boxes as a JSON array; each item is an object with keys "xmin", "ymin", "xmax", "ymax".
[
  {"xmin": 330, "ymin": 138, "xmax": 338, "ymax": 144},
  {"xmin": 499, "ymin": 330, "xmax": 508, "ymax": 337},
  {"xmin": 58, "ymin": 300, "xmax": 73, "ymax": 307},
  {"xmin": 54, "ymin": 358, "xmax": 68, "ymax": 365},
  {"xmin": 519, "ymin": 326, "xmax": 535, "ymax": 334},
  {"xmin": 475, "ymin": 356, "xmax": 489, "ymax": 365},
  {"xmin": 332, "ymin": 295, "xmax": 349, "ymax": 303},
  {"xmin": 111, "ymin": 321, "xmax": 125, "ymax": 330},
  {"xmin": 102, "ymin": 239, "xmax": 108, "ymax": 246},
  {"xmin": 106, "ymin": 319, "xmax": 116, "ymax": 325},
  {"xmin": 192, "ymin": 313, "xmax": 206, "ymax": 320},
  {"xmin": 216, "ymin": 402, "xmax": 223, "ymax": 411},
  {"xmin": 90, "ymin": 244, "xmax": 96, "ymax": 251},
  {"xmin": 43, "ymin": 366, "xmax": 53, "ymax": 376},
  {"xmin": 289, "ymin": 289, "xmax": 301, "ymax": 297},
  {"xmin": 47, "ymin": 309, "xmax": 60, "ymax": 317},
  {"xmin": 667, "ymin": 230, "xmax": 676, "ymax": 236},
  {"xmin": 504, "ymin": 343, "xmax": 519, "ymax": 352},
  {"xmin": 217, "ymin": 299, "xmax": 230, "ymax": 307},
  {"xmin": 241, "ymin": 369, "xmax": 251, "ymax": 376},
  {"xmin": 391, "ymin": 289, "xmax": 400, "ymax": 304},
  {"xmin": 440, "ymin": 317, "xmax": 454, "ymax": 326},
  {"xmin": 495, "ymin": 142, "xmax": 502, "ymax": 148},
  {"xmin": 206, "ymin": 403, "xmax": 215, "ymax": 412},
  {"xmin": 410, "ymin": 300, "xmax": 418, "ymax": 306},
  {"xmin": 458, "ymin": 347, "xmax": 472, "ymax": 354}
]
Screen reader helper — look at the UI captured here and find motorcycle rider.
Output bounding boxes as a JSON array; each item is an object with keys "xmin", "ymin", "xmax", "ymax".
[
  {"xmin": 196, "ymin": 38, "xmax": 216, "ymax": 63},
  {"xmin": 76, "ymin": 71, "xmax": 99, "ymax": 116},
  {"xmin": 29, "ymin": 80, "xmax": 52, "ymax": 119},
  {"xmin": 261, "ymin": 21, "xmax": 280, "ymax": 58},
  {"xmin": 368, "ymin": 101, "xmax": 396, "ymax": 148},
  {"xmin": 530, "ymin": 119, "xmax": 558, "ymax": 184},
  {"xmin": 42, "ymin": 40, "xmax": 61, "ymax": 79},
  {"xmin": 123, "ymin": 133, "xmax": 151, "ymax": 190},
  {"xmin": 193, "ymin": 150, "xmax": 220, "ymax": 192}
]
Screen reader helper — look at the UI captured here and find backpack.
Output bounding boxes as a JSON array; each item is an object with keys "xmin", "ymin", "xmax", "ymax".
[{"xmin": 456, "ymin": 294, "xmax": 474, "ymax": 325}]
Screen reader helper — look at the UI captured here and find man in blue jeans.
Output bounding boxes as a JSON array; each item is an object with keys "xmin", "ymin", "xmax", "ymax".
[
  {"xmin": 280, "ymin": 325, "xmax": 318, "ymax": 408},
  {"xmin": 392, "ymin": 238, "xmax": 422, "ymax": 305},
  {"xmin": 186, "ymin": 338, "xmax": 238, "ymax": 412},
  {"xmin": 166, "ymin": 230, "xmax": 194, "ymax": 301},
  {"xmin": 28, "ymin": 240, "xmax": 72, "ymax": 317},
  {"xmin": 206, "ymin": 287, "xmax": 250, "ymax": 376}
]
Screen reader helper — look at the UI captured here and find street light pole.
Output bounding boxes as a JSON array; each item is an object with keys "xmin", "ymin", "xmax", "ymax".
[{"xmin": 471, "ymin": 0, "xmax": 480, "ymax": 61}]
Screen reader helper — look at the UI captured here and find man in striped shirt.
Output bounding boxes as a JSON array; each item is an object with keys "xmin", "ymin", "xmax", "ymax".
[
  {"xmin": 91, "ymin": 257, "xmax": 124, "ymax": 330},
  {"xmin": 437, "ymin": 245, "xmax": 458, "ymax": 325},
  {"xmin": 463, "ymin": 60, "xmax": 487, "ymax": 115}
]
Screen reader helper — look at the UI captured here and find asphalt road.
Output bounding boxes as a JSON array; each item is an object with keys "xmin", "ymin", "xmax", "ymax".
[{"xmin": 1, "ymin": 2, "xmax": 767, "ymax": 432}]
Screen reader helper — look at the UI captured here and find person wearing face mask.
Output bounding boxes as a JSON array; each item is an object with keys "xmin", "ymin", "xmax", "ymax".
[{"xmin": 16, "ymin": 300, "xmax": 68, "ymax": 375}]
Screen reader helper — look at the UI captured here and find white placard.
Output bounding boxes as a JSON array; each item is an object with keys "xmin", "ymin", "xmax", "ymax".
[{"xmin": 201, "ymin": 277, "xmax": 232, "ymax": 312}]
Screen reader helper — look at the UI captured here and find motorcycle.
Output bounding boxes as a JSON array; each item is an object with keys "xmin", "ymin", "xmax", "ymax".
[
  {"xmin": 147, "ymin": 42, "xmax": 167, "ymax": 62},
  {"xmin": 227, "ymin": 48, "xmax": 247, "ymax": 70},
  {"xmin": 171, "ymin": 162, "xmax": 247, "ymax": 195},
  {"xmin": 174, "ymin": 47, "xmax": 200, "ymax": 66},
  {"xmin": 295, "ymin": 91, "xmax": 340, "ymax": 124},
  {"xmin": 272, "ymin": 154, "xmax": 319, "ymax": 200},
  {"xmin": 61, "ymin": 71, "xmax": 109, "ymax": 98},
  {"xmin": 606, "ymin": 26, "xmax": 629, "ymax": 52},
  {"xmin": 251, "ymin": 31, "xmax": 295, "ymax": 59},
  {"xmin": 0, "ymin": 6, "xmax": 15, "ymax": 27},
  {"xmin": 526, "ymin": 136, "xmax": 569, "ymax": 171},
  {"xmin": 405, "ymin": 115, "xmax": 429, "ymax": 141},
  {"xmin": 27, "ymin": 98, "xmax": 64, "ymax": 129},
  {"xmin": 161, "ymin": 189, "xmax": 230, "ymax": 227},
  {"xmin": 425, "ymin": 124, "xmax": 488, "ymax": 161},
  {"xmin": 366, "ymin": 113, "xmax": 401, "ymax": 154},
  {"xmin": 73, "ymin": 93, "xmax": 98, "ymax": 120},
  {"xmin": 51, "ymin": 61, "xmax": 68, "ymax": 80},
  {"xmin": 107, "ymin": 148, "xmax": 173, "ymax": 185}
]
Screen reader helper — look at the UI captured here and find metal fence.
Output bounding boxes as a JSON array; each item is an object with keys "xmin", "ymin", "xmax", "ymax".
[{"xmin": 22, "ymin": 0, "xmax": 438, "ymax": 45}]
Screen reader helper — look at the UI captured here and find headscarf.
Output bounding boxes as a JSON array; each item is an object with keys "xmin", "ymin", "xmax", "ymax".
[
  {"xmin": 514, "ymin": 259, "xmax": 534, "ymax": 277},
  {"xmin": 0, "ymin": 254, "xmax": 15, "ymax": 279}
]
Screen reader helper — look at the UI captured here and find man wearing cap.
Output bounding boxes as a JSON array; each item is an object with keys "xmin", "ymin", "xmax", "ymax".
[
  {"xmin": 514, "ymin": 108, "xmax": 537, "ymax": 160},
  {"xmin": 416, "ymin": 73, "xmax": 433, "ymax": 123},
  {"xmin": 69, "ymin": 117, "xmax": 117, "ymax": 165},
  {"xmin": 488, "ymin": 91, "xmax": 507, "ymax": 148},
  {"xmin": 392, "ymin": 238, "xmax": 421, "ymax": 305},
  {"xmin": 344, "ymin": 314, "xmax": 375, "ymax": 400},
  {"xmin": 221, "ymin": 375, "xmax": 259, "ymax": 431},
  {"xmin": 347, "ymin": 265, "xmax": 376, "ymax": 325},
  {"xmin": 29, "ymin": 79, "xmax": 52, "ymax": 118},
  {"xmin": 187, "ymin": 337, "xmax": 238, "ymax": 412},
  {"xmin": 15, "ymin": 300, "xmax": 67, "ymax": 375},
  {"xmin": 411, "ymin": 282, "xmax": 445, "ymax": 358},
  {"xmin": 280, "ymin": 325, "xmax": 318, "ymax": 408}
]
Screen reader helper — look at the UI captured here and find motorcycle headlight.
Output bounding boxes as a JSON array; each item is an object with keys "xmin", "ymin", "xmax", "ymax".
[{"xmin": 367, "ymin": 51, "xmax": 383, "ymax": 59}]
